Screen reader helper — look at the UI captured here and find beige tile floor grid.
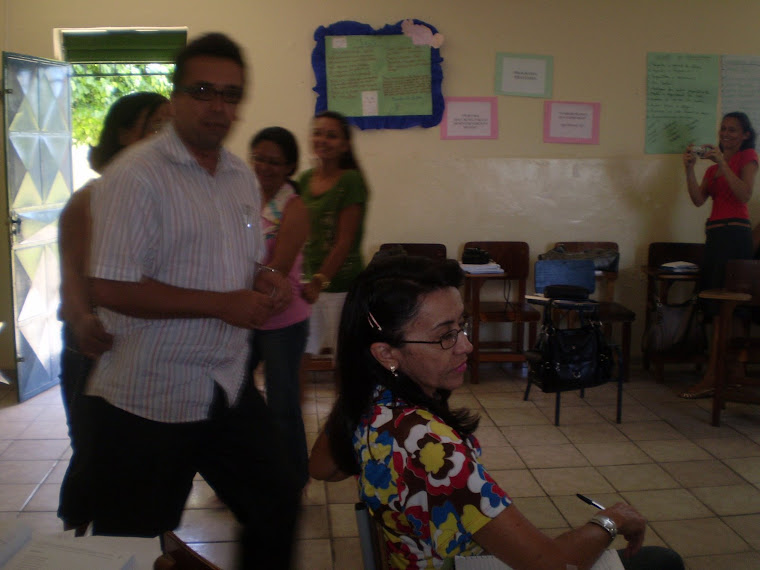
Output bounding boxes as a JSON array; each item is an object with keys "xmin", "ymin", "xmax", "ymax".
[{"xmin": 1, "ymin": 364, "xmax": 760, "ymax": 569}]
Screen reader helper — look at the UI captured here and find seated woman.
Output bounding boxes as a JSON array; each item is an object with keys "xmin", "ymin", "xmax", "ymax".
[{"xmin": 310, "ymin": 255, "xmax": 683, "ymax": 570}]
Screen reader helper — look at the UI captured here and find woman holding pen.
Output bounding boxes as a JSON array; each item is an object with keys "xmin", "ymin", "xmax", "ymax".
[{"xmin": 309, "ymin": 254, "xmax": 684, "ymax": 569}]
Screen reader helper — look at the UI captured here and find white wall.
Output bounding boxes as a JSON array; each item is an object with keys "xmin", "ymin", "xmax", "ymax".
[{"xmin": 2, "ymin": 0, "xmax": 760, "ymax": 366}]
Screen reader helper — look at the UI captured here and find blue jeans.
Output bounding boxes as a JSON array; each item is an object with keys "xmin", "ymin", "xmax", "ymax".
[
  {"xmin": 58, "ymin": 324, "xmax": 95, "ymax": 526},
  {"xmin": 247, "ymin": 319, "xmax": 309, "ymax": 489}
]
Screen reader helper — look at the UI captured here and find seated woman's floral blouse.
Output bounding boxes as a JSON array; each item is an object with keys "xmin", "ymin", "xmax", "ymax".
[{"xmin": 354, "ymin": 387, "xmax": 511, "ymax": 569}]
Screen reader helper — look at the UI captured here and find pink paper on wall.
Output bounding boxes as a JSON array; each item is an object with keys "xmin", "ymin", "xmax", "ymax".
[{"xmin": 543, "ymin": 101, "xmax": 600, "ymax": 144}]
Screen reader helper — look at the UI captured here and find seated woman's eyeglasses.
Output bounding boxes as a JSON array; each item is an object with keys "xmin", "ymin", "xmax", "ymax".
[
  {"xmin": 177, "ymin": 83, "xmax": 243, "ymax": 104},
  {"xmin": 402, "ymin": 320, "xmax": 470, "ymax": 350}
]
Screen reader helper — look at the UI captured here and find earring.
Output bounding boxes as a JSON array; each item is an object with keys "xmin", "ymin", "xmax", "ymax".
[{"xmin": 389, "ymin": 365, "xmax": 399, "ymax": 377}]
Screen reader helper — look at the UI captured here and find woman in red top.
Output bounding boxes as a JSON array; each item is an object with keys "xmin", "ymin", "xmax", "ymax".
[{"xmin": 681, "ymin": 111, "xmax": 758, "ymax": 398}]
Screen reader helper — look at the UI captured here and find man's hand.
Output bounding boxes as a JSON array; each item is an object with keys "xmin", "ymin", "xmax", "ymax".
[
  {"xmin": 217, "ymin": 289, "xmax": 276, "ymax": 328},
  {"xmin": 71, "ymin": 313, "xmax": 114, "ymax": 359},
  {"xmin": 253, "ymin": 268, "xmax": 292, "ymax": 315}
]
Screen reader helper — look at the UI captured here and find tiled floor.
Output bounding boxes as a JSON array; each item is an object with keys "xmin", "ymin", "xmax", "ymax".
[{"xmin": 1, "ymin": 364, "xmax": 760, "ymax": 569}]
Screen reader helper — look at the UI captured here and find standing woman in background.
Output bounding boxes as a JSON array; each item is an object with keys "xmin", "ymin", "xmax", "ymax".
[
  {"xmin": 246, "ymin": 126, "xmax": 311, "ymax": 489},
  {"xmin": 681, "ymin": 111, "xmax": 758, "ymax": 399},
  {"xmin": 300, "ymin": 110, "xmax": 369, "ymax": 366},
  {"xmin": 58, "ymin": 91, "xmax": 171, "ymax": 531}
]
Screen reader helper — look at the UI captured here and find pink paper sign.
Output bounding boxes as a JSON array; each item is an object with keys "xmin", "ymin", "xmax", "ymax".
[
  {"xmin": 441, "ymin": 97, "xmax": 498, "ymax": 139},
  {"xmin": 543, "ymin": 101, "xmax": 600, "ymax": 144}
]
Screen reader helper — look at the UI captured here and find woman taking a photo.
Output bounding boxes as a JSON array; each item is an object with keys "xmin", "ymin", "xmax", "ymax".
[
  {"xmin": 310, "ymin": 255, "xmax": 683, "ymax": 570},
  {"xmin": 681, "ymin": 111, "xmax": 758, "ymax": 399},
  {"xmin": 299, "ymin": 110, "xmax": 368, "ymax": 364}
]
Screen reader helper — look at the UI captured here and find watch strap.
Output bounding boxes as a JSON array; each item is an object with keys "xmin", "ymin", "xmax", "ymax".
[{"xmin": 589, "ymin": 514, "xmax": 617, "ymax": 542}]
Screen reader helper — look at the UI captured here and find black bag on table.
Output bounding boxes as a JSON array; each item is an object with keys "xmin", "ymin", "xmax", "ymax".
[{"xmin": 527, "ymin": 301, "xmax": 615, "ymax": 392}]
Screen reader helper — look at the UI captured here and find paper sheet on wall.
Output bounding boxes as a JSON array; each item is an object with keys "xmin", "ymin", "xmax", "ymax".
[
  {"xmin": 645, "ymin": 52, "xmax": 719, "ymax": 154},
  {"xmin": 455, "ymin": 550, "xmax": 624, "ymax": 570},
  {"xmin": 721, "ymin": 55, "xmax": 760, "ymax": 137},
  {"xmin": 326, "ymin": 34, "xmax": 432, "ymax": 117}
]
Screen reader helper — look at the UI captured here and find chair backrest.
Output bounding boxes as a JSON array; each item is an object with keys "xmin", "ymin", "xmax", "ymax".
[
  {"xmin": 464, "ymin": 241, "xmax": 530, "ymax": 278},
  {"xmin": 355, "ymin": 502, "xmax": 382, "ymax": 570},
  {"xmin": 157, "ymin": 532, "xmax": 222, "ymax": 570},
  {"xmin": 647, "ymin": 242, "xmax": 705, "ymax": 268},
  {"xmin": 534, "ymin": 259, "xmax": 596, "ymax": 294},
  {"xmin": 724, "ymin": 259, "xmax": 760, "ymax": 307},
  {"xmin": 554, "ymin": 241, "xmax": 618, "ymax": 253},
  {"xmin": 378, "ymin": 242, "xmax": 447, "ymax": 260}
]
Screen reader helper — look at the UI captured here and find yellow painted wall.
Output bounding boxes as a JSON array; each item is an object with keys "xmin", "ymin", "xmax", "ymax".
[{"xmin": 2, "ymin": 0, "xmax": 760, "ymax": 367}]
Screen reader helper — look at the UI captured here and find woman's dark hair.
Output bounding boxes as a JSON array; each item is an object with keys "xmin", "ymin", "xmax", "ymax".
[
  {"xmin": 249, "ymin": 126, "xmax": 300, "ymax": 180},
  {"xmin": 315, "ymin": 110, "xmax": 360, "ymax": 171},
  {"xmin": 88, "ymin": 92, "xmax": 169, "ymax": 173},
  {"xmin": 325, "ymin": 254, "xmax": 479, "ymax": 475},
  {"xmin": 722, "ymin": 111, "xmax": 756, "ymax": 151},
  {"xmin": 172, "ymin": 32, "xmax": 246, "ymax": 89}
]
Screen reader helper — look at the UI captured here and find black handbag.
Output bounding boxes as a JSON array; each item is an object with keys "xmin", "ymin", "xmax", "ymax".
[
  {"xmin": 527, "ymin": 302, "xmax": 615, "ymax": 392},
  {"xmin": 642, "ymin": 296, "xmax": 707, "ymax": 355}
]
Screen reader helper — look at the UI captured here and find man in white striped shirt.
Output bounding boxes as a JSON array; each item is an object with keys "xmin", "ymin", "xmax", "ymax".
[{"xmin": 86, "ymin": 33, "xmax": 299, "ymax": 568}]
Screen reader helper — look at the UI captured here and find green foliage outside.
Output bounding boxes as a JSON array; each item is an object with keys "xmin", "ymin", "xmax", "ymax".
[{"xmin": 71, "ymin": 63, "xmax": 174, "ymax": 147}]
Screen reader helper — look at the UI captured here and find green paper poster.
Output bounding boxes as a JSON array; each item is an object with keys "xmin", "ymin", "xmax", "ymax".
[
  {"xmin": 325, "ymin": 35, "xmax": 431, "ymax": 117},
  {"xmin": 645, "ymin": 53, "xmax": 719, "ymax": 154}
]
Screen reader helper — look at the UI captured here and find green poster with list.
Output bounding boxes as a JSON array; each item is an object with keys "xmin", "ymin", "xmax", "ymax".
[
  {"xmin": 645, "ymin": 52, "xmax": 719, "ymax": 154},
  {"xmin": 325, "ymin": 34, "xmax": 432, "ymax": 117}
]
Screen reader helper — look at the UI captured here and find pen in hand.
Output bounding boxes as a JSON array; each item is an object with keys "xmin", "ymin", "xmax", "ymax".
[{"xmin": 576, "ymin": 493, "xmax": 605, "ymax": 510}]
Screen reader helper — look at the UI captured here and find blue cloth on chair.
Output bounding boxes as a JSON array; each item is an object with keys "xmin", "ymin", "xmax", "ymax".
[{"xmin": 535, "ymin": 259, "xmax": 596, "ymax": 294}]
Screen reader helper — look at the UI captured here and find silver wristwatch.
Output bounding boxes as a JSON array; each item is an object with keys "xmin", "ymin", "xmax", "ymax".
[{"xmin": 589, "ymin": 514, "xmax": 617, "ymax": 541}]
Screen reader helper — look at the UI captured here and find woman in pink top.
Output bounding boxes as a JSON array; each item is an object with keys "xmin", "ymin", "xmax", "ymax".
[
  {"xmin": 246, "ymin": 127, "xmax": 311, "ymax": 487},
  {"xmin": 681, "ymin": 111, "xmax": 758, "ymax": 398}
]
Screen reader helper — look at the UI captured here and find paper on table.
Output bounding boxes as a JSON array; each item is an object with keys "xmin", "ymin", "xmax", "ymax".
[
  {"xmin": 460, "ymin": 262, "xmax": 503, "ymax": 274},
  {"xmin": 455, "ymin": 549, "xmax": 624, "ymax": 570}
]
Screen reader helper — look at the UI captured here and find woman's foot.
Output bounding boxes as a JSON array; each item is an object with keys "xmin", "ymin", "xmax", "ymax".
[
  {"xmin": 679, "ymin": 373, "xmax": 715, "ymax": 399},
  {"xmin": 678, "ymin": 387, "xmax": 714, "ymax": 399}
]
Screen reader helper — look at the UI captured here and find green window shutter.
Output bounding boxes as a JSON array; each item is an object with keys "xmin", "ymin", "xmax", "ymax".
[{"xmin": 62, "ymin": 29, "xmax": 187, "ymax": 64}]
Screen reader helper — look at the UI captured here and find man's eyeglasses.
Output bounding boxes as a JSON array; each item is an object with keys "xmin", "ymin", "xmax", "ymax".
[
  {"xmin": 176, "ymin": 83, "xmax": 243, "ymax": 104},
  {"xmin": 251, "ymin": 155, "xmax": 288, "ymax": 167},
  {"xmin": 402, "ymin": 319, "xmax": 470, "ymax": 350}
]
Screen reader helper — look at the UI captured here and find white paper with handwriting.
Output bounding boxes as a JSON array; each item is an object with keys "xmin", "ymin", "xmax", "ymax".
[{"xmin": 455, "ymin": 550, "xmax": 624, "ymax": 570}]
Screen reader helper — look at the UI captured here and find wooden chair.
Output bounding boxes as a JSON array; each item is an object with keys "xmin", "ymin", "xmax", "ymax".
[
  {"xmin": 699, "ymin": 259, "xmax": 760, "ymax": 426},
  {"xmin": 154, "ymin": 531, "xmax": 221, "ymax": 570},
  {"xmin": 641, "ymin": 242, "xmax": 706, "ymax": 380},
  {"xmin": 462, "ymin": 241, "xmax": 540, "ymax": 384},
  {"xmin": 378, "ymin": 242, "xmax": 447, "ymax": 260},
  {"xmin": 524, "ymin": 259, "xmax": 624, "ymax": 425}
]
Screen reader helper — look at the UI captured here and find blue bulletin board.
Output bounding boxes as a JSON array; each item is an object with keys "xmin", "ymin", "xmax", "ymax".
[{"xmin": 311, "ymin": 19, "xmax": 444, "ymax": 130}]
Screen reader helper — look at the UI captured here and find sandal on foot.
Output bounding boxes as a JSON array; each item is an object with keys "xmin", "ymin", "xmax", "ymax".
[{"xmin": 679, "ymin": 388, "xmax": 714, "ymax": 399}]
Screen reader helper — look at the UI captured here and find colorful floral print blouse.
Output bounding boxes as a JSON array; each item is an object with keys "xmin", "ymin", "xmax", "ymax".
[{"xmin": 354, "ymin": 387, "xmax": 511, "ymax": 569}]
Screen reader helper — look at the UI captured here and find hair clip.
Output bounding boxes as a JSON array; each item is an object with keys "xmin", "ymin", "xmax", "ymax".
[{"xmin": 367, "ymin": 311, "xmax": 382, "ymax": 331}]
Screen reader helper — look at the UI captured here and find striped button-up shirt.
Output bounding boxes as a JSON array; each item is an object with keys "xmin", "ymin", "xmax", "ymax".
[{"xmin": 88, "ymin": 125, "xmax": 263, "ymax": 423}]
